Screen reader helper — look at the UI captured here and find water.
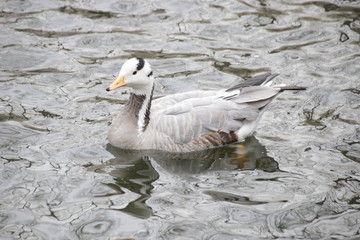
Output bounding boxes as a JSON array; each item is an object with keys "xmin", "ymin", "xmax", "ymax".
[{"xmin": 1, "ymin": 0, "xmax": 359, "ymax": 239}]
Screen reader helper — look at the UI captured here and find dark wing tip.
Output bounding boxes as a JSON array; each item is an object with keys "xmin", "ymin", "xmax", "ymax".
[
  {"xmin": 226, "ymin": 73, "xmax": 279, "ymax": 92},
  {"xmin": 280, "ymin": 86, "xmax": 307, "ymax": 91}
]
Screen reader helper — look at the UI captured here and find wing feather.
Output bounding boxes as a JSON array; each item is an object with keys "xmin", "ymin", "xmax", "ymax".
[
  {"xmin": 149, "ymin": 84, "xmax": 281, "ymax": 144},
  {"xmin": 231, "ymin": 86, "xmax": 281, "ymax": 104}
]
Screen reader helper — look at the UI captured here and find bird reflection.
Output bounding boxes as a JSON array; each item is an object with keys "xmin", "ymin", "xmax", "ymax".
[
  {"xmin": 143, "ymin": 136, "xmax": 280, "ymax": 174},
  {"xmin": 93, "ymin": 136, "xmax": 278, "ymax": 218}
]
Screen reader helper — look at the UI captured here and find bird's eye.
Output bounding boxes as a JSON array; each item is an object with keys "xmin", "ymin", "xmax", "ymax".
[{"xmin": 132, "ymin": 71, "xmax": 137, "ymax": 75}]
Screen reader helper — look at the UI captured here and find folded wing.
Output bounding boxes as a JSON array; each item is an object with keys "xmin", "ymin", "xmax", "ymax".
[{"xmin": 150, "ymin": 74, "xmax": 283, "ymax": 144}]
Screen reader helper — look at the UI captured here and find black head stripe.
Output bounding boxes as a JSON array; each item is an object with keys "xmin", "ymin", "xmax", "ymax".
[{"xmin": 136, "ymin": 57, "xmax": 145, "ymax": 71}]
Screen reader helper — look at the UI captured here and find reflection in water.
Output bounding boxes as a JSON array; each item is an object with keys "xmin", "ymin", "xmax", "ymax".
[
  {"xmin": 101, "ymin": 146, "xmax": 159, "ymax": 218},
  {"xmin": 101, "ymin": 136, "xmax": 278, "ymax": 218},
  {"xmin": 148, "ymin": 136, "xmax": 280, "ymax": 174},
  {"xmin": 204, "ymin": 190, "xmax": 269, "ymax": 205}
]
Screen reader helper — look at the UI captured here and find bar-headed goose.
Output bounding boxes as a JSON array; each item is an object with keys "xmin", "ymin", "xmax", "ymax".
[{"xmin": 106, "ymin": 57, "xmax": 305, "ymax": 152}]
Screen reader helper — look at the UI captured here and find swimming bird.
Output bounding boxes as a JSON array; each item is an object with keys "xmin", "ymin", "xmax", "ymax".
[{"xmin": 106, "ymin": 57, "xmax": 305, "ymax": 152}]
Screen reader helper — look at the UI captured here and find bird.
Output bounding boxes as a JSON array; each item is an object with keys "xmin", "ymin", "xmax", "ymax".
[{"xmin": 105, "ymin": 57, "xmax": 305, "ymax": 152}]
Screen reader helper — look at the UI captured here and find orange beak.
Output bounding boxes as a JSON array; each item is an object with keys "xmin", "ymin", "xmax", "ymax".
[{"xmin": 106, "ymin": 75, "xmax": 127, "ymax": 91}]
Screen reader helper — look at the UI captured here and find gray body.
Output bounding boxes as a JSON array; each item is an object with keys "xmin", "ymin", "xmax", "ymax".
[{"xmin": 107, "ymin": 71, "xmax": 304, "ymax": 152}]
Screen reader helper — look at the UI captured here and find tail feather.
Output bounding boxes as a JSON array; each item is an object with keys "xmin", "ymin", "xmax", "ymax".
[
  {"xmin": 226, "ymin": 73, "xmax": 279, "ymax": 92},
  {"xmin": 226, "ymin": 73, "xmax": 306, "ymax": 92}
]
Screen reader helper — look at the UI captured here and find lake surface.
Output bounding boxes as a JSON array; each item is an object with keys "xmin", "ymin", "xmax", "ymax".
[{"xmin": 1, "ymin": 0, "xmax": 359, "ymax": 239}]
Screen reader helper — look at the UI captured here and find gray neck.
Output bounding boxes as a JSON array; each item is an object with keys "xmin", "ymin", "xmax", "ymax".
[{"xmin": 124, "ymin": 86, "xmax": 154, "ymax": 132}]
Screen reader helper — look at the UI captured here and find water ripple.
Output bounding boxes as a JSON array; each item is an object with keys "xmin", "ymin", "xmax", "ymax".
[{"xmin": 1, "ymin": 0, "xmax": 360, "ymax": 239}]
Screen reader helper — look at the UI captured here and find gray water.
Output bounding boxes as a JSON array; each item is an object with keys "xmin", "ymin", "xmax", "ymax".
[{"xmin": 1, "ymin": 0, "xmax": 360, "ymax": 239}]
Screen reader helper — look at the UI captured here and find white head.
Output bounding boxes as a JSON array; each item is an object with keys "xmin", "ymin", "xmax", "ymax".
[{"xmin": 106, "ymin": 57, "xmax": 154, "ymax": 95}]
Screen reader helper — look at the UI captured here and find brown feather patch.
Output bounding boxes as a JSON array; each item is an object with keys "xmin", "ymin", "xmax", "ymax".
[{"xmin": 199, "ymin": 131, "xmax": 238, "ymax": 147}]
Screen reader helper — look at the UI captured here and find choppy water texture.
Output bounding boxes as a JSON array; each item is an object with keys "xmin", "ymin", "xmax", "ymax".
[{"xmin": 1, "ymin": 0, "xmax": 360, "ymax": 239}]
